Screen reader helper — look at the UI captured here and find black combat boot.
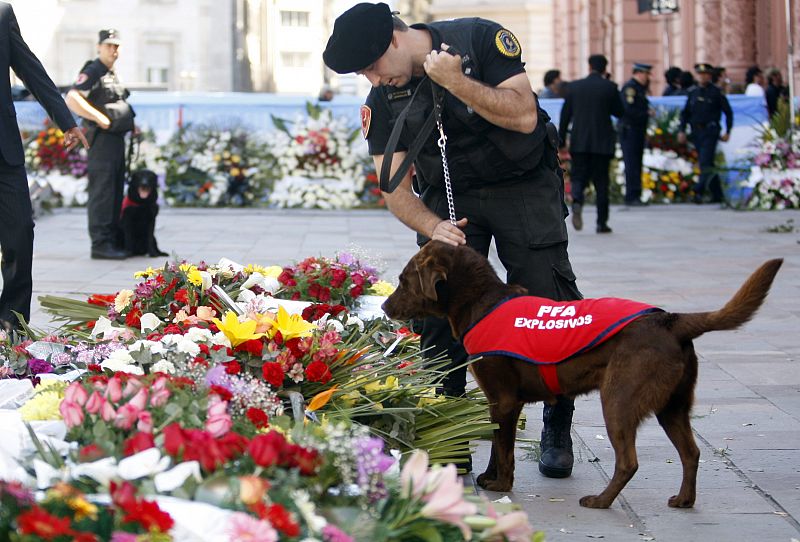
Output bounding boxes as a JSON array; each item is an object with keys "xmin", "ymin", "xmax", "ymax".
[{"xmin": 539, "ymin": 396, "xmax": 575, "ymax": 478}]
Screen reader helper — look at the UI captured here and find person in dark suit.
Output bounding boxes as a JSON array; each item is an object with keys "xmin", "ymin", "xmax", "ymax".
[
  {"xmin": 0, "ymin": 2, "xmax": 88, "ymax": 331},
  {"xmin": 559, "ymin": 54, "xmax": 624, "ymax": 233}
]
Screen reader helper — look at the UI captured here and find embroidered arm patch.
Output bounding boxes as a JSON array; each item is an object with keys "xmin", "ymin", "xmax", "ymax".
[{"xmin": 494, "ymin": 29, "xmax": 521, "ymax": 58}]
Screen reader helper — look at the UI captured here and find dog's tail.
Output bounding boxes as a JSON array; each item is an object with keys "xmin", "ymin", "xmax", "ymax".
[{"xmin": 672, "ymin": 259, "xmax": 783, "ymax": 342}]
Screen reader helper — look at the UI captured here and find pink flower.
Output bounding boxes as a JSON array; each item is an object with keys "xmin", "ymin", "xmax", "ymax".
[
  {"xmin": 85, "ymin": 391, "xmax": 107, "ymax": 415},
  {"xmin": 122, "ymin": 378, "xmax": 142, "ymax": 399},
  {"xmin": 419, "ymin": 464, "xmax": 477, "ymax": 539},
  {"xmin": 400, "ymin": 449, "xmax": 430, "ymax": 498},
  {"xmin": 64, "ymin": 382, "xmax": 88, "ymax": 406},
  {"xmin": 137, "ymin": 410, "xmax": 154, "ymax": 433},
  {"xmin": 149, "ymin": 379, "xmax": 171, "ymax": 407},
  {"xmin": 205, "ymin": 399, "xmax": 232, "ymax": 438},
  {"xmin": 227, "ymin": 512, "xmax": 278, "ymax": 542},
  {"xmin": 106, "ymin": 376, "xmax": 123, "ymax": 402},
  {"xmin": 110, "ymin": 533, "xmax": 138, "ymax": 542},
  {"xmin": 100, "ymin": 400, "xmax": 117, "ymax": 422},
  {"xmin": 114, "ymin": 403, "xmax": 141, "ymax": 430},
  {"xmin": 128, "ymin": 388, "xmax": 149, "ymax": 410},
  {"xmin": 485, "ymin": 511, "xmax": 536, "ymax": 542},
  {"xmin": 59, "ymin": 400, "xmax": 84, "ymax": 428}
]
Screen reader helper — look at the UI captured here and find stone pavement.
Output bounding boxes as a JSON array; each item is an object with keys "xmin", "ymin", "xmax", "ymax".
[{"xmin": 15, "ymin": 204, "xmax": 800, "ymax": 541}]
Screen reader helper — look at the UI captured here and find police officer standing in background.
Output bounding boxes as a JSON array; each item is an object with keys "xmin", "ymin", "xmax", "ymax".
[
  {"xmin": 66, "ymin": 29, "xmax": 135, "ymax": 259},
  {"xmin": 0, "ymin": 1, "xmax": 88, "ymax": 331},
  {"xmin": 323, "ymin": 2, "xmax": 583, "ymax": 481},
  {"xmin": 619, "ymin": 63, "xmax": 652, "ymax": 206},
  {"xmin": 677, "ymin": 63, "xmax": 733, "ymax": 204}
]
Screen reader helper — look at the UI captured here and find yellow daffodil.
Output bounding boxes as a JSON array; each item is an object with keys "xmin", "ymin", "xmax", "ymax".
[
  {"xmin": 134, "ymin": 266, "xmax": 158, "ymax": 279},
  {"xmin": 212, "ymin": 311, "xmax": 265, "ymax": 347},
  {"xmin": 269, "ymin": 306, "xmax": 317, "ymax": 340},
  {"xmin": 370, "ymin": 280, "xmax": 396, "ymax": 296}
]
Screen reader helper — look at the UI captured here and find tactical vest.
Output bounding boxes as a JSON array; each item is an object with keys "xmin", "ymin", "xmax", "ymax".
[
  {"xmin": 81, "ymin": 59, "xmax": 134, "ymax": 136},
  {"xmin": 380, "ymin": 19, "xmax": 553, "ymax": 193}
]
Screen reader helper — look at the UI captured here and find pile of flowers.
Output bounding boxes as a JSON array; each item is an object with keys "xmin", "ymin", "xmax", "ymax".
[
  {"xmin": 23, "ymin": 120, "xmax": 89, "ymax": 208},
  {"xmin": 0, "ymin": 248, "xmax": 541, "ymax": 541},
  {"xmin": 160, "ymin": 125, "xmax": 275, "ymax": 207},
  {"xmin": 266, "ymin": 103, "xmax": 371, "ymax": 209},
  {"xmin": 744, "ymin": 102, "xmax": 800, "ymax": 209}
]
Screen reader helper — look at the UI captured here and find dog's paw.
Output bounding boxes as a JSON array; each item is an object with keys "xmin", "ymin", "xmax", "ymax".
[
  {"xmin": 148, "ymin": 251, "xmax": 169, "ymax": 257},
  {"xmin": 667, "ymin": 494, "xmax": 695, "ymax": 508},
  {"xmin": 476, "ymin": 472, "xmax": 496, "ymax": 486},
  {"xmin": 477, "ymin": 478, "xmax": 512, "ymax": 492},
  {"xmin": 579, "ymin": 495, "xmax": 612, "ymax": 509}
]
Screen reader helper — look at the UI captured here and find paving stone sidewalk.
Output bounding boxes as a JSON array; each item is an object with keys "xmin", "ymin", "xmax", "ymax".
[{"xmin": 16, "ymin": 204, "xmax": 800, "ymax": 541}]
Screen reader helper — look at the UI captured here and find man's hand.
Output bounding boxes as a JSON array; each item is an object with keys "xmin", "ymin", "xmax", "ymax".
[
  {"xmin": 677, "ymin": 132, "xmax": 687, "ymax": 145},
  {"xmin": 63, "ymin": 127, "xmax": 89, "ymax": 150},
  {"xmin": 720, "ymin": 133, "xmax": 730, "ymax": 142},
  {"xmin": 431, "ymin": 217, "xmax": 468, "ymax": 246},
  {"xmin": 423, "ymin": 43, "xmax": 463, "ymax": 90}
]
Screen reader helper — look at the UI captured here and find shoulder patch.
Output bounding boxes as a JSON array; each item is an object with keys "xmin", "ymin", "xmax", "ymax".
[
  {"xmin": 494, "ymin": 29, "xmax": 521, "ymax": 58},
  {"xmin": 360, "ymin": 105, "xmax": 372, "ymax": 140},
  {"xmin": 625, "ymin": 86, "xmax": 636, "ymax": 103},
  {"xmin": 75, "ymin": 73, "xmax": 89, "ymax": 86}
]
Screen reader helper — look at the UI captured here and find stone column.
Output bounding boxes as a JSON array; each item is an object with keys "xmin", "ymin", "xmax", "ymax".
[
  {"xmin": 720, "ymin": 0, "xmax": 757, "ymax": 86},
  {"xmin": 697, "ymin": 0, "xmax": 721, "ymax": 66}
]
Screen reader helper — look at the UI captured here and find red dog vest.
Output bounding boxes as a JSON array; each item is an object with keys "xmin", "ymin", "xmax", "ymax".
[{"xmin": 462, "ymin": 296, "xmax": 662, "ymax": 395}]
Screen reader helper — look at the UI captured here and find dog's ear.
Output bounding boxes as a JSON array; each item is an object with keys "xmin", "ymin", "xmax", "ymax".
[{"xmin": 415, "ymin": 257, "xmax": 447, "ymax": 302}]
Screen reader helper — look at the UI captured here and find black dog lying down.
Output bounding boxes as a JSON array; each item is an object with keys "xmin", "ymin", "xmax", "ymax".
[{"xmin": 120, "ymin": 169, "xmax": 168, "ymax": 257}]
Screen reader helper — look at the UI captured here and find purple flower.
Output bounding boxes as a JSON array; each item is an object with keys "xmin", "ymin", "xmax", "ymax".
[
  {"xmin": 27, "ymin": 358, "xmax": 54, "ymax": 374},
  {"xmin": 353, "ymin": 436, "xmax": 395, "ymax": 502},
  {"xmin": 51, "ymin": 352, "xmax": 73, "ymax": 367},
  {"xmin": 205, "ymin": 365, "xmax": 229, "ymax": 389},
  {"xmin": 754, "ymin": 153, "xmax": 772, "ymax": 167},
  {"xmin": 135, "ymin": 281, "xmax": 155, "ymax": 298},
  {"xmin": 337, "ymin": 252, "xmax": 356, "ymax": 267}
]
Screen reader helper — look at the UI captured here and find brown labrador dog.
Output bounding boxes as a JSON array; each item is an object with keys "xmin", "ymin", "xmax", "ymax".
[{"xmin": 382, "ymin": 241, "xmax": 782, "ymax": 508}]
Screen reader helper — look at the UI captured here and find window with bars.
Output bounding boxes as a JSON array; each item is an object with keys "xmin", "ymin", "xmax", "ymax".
[{"xmin": 280, "ymin": 11, "xmax": 310, "ymax": 27}]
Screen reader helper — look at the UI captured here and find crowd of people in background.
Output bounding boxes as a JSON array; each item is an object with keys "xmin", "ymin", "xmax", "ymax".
[{"xmin": 539, "ymin": 62, "xmax": 791, "ymax": 120}]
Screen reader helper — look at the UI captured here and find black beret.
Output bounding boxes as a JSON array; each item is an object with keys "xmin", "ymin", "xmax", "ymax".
[{"xmin": 323, "ymin": 2, "xmax": 393, "ymax": 74}]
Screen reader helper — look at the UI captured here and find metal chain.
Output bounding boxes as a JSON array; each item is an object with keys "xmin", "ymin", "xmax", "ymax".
[{"xmin": 436, "ymin": 119, "xmax": 457, "ymax": 225}]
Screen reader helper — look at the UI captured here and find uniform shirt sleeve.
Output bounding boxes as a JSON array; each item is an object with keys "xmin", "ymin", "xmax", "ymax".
[
  {"xmin": 365, "ymin": 88, "xmax": 408, "ymax": 156},
  {"xmin": 470, "ymin": 20, "xmax": 526, "ymax": 86},
  {"xmin": 679, "ymin": 91, "xmax": 692, "ymax": 133},
  {"xmin": 71, "ymin": 60, "xmax": 105, "ymax": 97},
  {"xmin": 720, "ymin": 92, "xmax": 734, "ymax": 133}
]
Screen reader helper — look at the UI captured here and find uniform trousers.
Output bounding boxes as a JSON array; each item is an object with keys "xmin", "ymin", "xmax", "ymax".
[
  {"xmin": 417, "ymin": 168, "xmax": 583, "ymax": 395},
  {"xmin": 620, "ymin": 125, "xmax": 646, "ymax": 203},
  {"xmin": 0, "ymin": 153, "xmax": 34, "ymax": 327},
  {"xmin": 569, "ymin": 152, "xmax": 612, "ymax": 227},
  {"xmin": 691, "ymin": 124, "xmax": 724, "ymax": 202},
  {"xmin": 87, "ymin": 131, "xmax": 126, "ymax": 248}
]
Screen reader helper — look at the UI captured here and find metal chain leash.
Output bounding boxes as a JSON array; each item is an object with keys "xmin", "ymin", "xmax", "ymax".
[{"xmin": 434, "ymin": 87, "xmax": 457, "ymax": 225}]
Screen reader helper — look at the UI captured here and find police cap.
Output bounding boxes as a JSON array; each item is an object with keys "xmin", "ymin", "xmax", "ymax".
[
  {"xmin": 323, "ymin": 2, "xmax": 393, "ymax": 74},
  {"xmin": 694, "ymin": 62, "xmax": 713, "ymax": 74},
  {"xmin": 632, "ymin": 62, "xmax": 652, "ymax": 74},
  {"xmin": 98, "ymin": 29, "xmax": 121, "ymax": 45}
]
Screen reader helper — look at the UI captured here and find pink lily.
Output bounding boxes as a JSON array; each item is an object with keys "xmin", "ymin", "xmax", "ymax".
[
  {"xmin": 420, "ymin": 464, "xmax": 477, "ymax": 540},
  {"xmin": 400, "ymin": 449, "xmax": 430, "ymax": 498}
]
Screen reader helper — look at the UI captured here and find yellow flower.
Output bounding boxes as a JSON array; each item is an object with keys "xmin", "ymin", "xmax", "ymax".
[
  {"xmin": 307, "ymin": 385, "xmax": 339, "ymax": 411},
  {"xmin": 223, "ymin": 151, "xmax": 231, "ymax": 159},
  {"xmin": 251, "ymin": 312, "xmax": 276, "ymax": 334},
  {"xmin": 212, "ymin": 311, "xmax": 265, "ymax": 347},
  {"xmin": 263, "ymin": 266, "xmax": 283, "ymax": 279},
  {"xmin": 370, "ymin": 280, "xmax": 396, "ymax": 296},
  {"xmin": 134, "ymin": 266, "xmax": 158, "ymax": 279},
  {"xmin": 213, "ymin": 154, "xmax": 221, "ymax": 162},
  {"xmin": 655, "ymin": 128, "xmax": 663, "ymax": 135},
  {"xmin": 186, "ymin": 268, "xmax": 204, "ymax": 287},
  {"xmin": 19, "ymin": 380, "xmax": 65, "ymax": 421},
  {"xmin": 244, "ymin": 264, "xmax": 271, "ymax": 276},
  {"xmin": 179, "ymin": 263, "xmax": 196, "ymax": 274},
  {"xmin": 269, "ymin": 306, "xmax": 316, "ymax": 340},
  {"xmin": 667, "ymin": 191, "xmax": 675, "ymax": 199},
  {"xmin": 231, "ymin": 155, "xmax": 241, "ymax": 163},
  {"xmin": 230, "ymin": 167, "xmax": 241, "ymax": 177},
  {"xmin": 114, "ymin": 289, "xmax": 134, "ymax": 313},
  {"xmin": 68, "ymin": 496, "xmax": 98, "ymax": 521}
]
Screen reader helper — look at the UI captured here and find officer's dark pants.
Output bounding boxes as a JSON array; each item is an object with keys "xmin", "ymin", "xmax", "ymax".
[
  {"xmin": 0, "ymin": 153, "xmax": 34, "ymax": 328},
  {"xmin": 418, "ymin": 167, "xmax": 583, "ymax": 396},
  {"xmin": 569, "ymin": 152, "xmax": 612, "ymax": 226},
  {"xmin": 87, "ymin": 132, "xmax": 126, "ymax": 249},
  {"xmin": 691, "ymin": 124, "xmax": 724, "ymax": 202},
  {"xmin": 620, "ymin": 126, "xmax": 646, "ymax": 203}
]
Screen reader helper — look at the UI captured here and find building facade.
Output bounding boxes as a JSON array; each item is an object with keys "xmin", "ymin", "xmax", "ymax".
[
  {"xmin": 553, "ymin": 0, "xmax": 800, "ymax": 94},
  {"xmin": 8, "ymin": 0, "xmax": 233, "ymax": 92},
  {"xmin": 429, "ymin": 0, "xmax": 555, "ymax": 93}
]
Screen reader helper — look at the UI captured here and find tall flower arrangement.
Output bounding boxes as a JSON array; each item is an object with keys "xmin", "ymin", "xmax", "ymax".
[
  {"xmin": 160, "ymin": 125, "xmax": 275, "ymax": 207},
  {"xmin": 267, "ymin": 103, "xmax": 372, "ymax": 209}
]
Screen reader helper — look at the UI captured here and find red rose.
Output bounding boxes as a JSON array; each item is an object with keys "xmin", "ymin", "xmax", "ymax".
[
  {"xmin": 349, "ymin": 285, "xmax": 363, "ymax": 298},
  {"xmin": 235, "ymin": 338, "xmax": 264, "ymax": 357},
  {"xmin": 318, "ymin": 286, "xmax": 331, "ymax": 302},
  {"xmin": 289, "ymin": 444, "xmax": 322, "ymax": 476},
  {"xmin": 123, "ymin": 432, "xmax": 156, "ymax": 457},
  {"xmin": 246, "ymin": 407, "xmax": 270, "ymax": 429},
  {"xmin": 265, "ymin": 503, "xmax": 301, "ymax": 537},
  {"xmin": 305, "ymin": 361, "xmax": 332, "ymax": 383},
  {"xmin": 162, "ymin": 423, "xmax": 186, "ymax": 457},
  {"xmin": 330, "ymin": 269, "xmax": 348, "ymax": 288},
  {"xmin": 248, "ymin": 431, "xmax": 287, "ymax": 468},
  {"xmin": 110, "ymin": 480, "xmax": 138, "ymax": 509},
  {"xmin": 209, "ymin": 384, "xmax": 233, "ymax": 401},
  {"xmin": 261, "ymin": 362, "xmax": 284, "ymax": 388},
  {"xmin": 224, "ymin": 360, "xmax": 241, "ymax": 375}
]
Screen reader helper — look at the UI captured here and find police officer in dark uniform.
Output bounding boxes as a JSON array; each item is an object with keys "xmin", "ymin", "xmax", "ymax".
[
  {"xmin": 66, "ymin": 29, "xmax": 135, "ymax": 259},
  {"xmin": 677, "ymin": 63, "xmax": 733, "ymax": 204},
  {"xmin": 324, "ymin": 2, "xmax": 583, "ymax": 480},
  {"xmin": 619, "ymin": 62, "xmax": 652, "ymax": 206}
]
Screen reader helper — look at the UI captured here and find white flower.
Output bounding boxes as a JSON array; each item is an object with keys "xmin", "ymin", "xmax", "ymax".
[
  {"xmin": 139, "ymin": 313, "xmax": 162, "ymax": 333},
  {"xmin": 118, "ymin": 448, "xmax": 171, "ymax": 480},
  {"xmin": 151, "ymin": 359, "xmax": 176, "ymax": 374}
]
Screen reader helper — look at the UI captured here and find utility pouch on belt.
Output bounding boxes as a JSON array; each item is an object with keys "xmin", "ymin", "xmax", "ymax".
[{"xmin": 104, "ymin": 101, "xmax": 135, "ymax": 134}]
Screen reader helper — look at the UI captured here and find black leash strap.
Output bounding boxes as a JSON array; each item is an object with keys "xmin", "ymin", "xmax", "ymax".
[{"xmin": 379, "ymin": 76, "xmax": 441, "ymax": 193}]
